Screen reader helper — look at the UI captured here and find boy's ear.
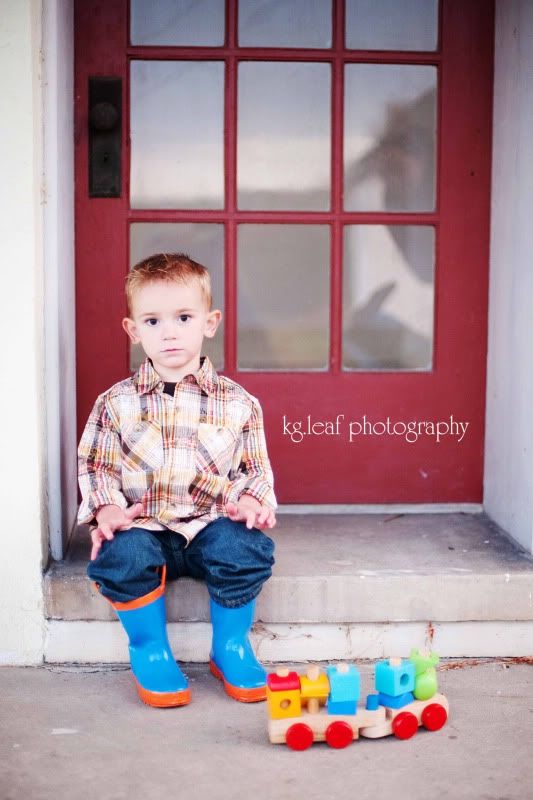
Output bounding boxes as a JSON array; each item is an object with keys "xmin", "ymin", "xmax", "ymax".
[
  {"xmin": 122, "ymin": 317, "xmax": 140, "ymax": 343},
  {"xmin": 204, "ymin": 308, "xmax": 222, "ymax": 339}
]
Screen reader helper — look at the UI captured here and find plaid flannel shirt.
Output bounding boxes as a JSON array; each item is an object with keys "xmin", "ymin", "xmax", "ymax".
[{"xmin": 77, "ymin": 355, "xmax": 277, "ymax": 543}]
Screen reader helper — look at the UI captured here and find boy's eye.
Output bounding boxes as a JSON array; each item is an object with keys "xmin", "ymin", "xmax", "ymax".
[
  {"xmin": 145, "ymin": 318, "xmax": 158, "ymax": 326},
  {"xmin": 178, "ymin": 314, "xmax": 191, "ymax": 322}
]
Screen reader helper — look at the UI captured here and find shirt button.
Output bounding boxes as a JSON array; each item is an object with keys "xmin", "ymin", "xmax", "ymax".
[{"xmin": 134, "ymin": 423, "xmax": 143, "ymax": 432}]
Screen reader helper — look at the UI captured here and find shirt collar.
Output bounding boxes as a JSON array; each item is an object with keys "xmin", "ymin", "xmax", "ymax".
[{"xmin": 134, "ymin": 355, "xmax": 219, "ymax": 396}]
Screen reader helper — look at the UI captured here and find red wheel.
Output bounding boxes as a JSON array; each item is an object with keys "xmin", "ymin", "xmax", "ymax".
[
  {"xmin": 285, "ymin": 723, "xmax": 314, "ymax": 751},
  {"xmin": 392, "ymin": 711, "xmax": 419, "ymax": 740},
  {"xmin": 325, "ymin": 721, "xmax": 354, "ymax": 749},
  {"xmin": 421, "ymin": 703, "xmax": 448, "ymax": 731}
]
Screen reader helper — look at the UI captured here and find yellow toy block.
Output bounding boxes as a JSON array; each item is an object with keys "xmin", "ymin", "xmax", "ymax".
[
  {"xmin": 299, "ymin": 665, "xmax": 330, "ymax": 713},
  {"xmin": 266, "ymin": 687, "xmax": 302, "ymax": 720},
  {"xmin": 266, "ymin": 668, "xmax": 302, "ymax": 720}
]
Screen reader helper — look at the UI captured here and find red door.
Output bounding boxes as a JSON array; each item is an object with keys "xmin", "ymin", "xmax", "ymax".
[{"xmin": 75, "ymin": 0, "xmax": 493, "ymax": 503}]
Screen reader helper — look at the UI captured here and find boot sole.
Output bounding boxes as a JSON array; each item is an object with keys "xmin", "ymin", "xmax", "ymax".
[
  {"xmin": 209, "ymin": 659, "xmax": 266, "ymax": 703},
  {"xmin": 134, "ymin": 678, "xmax": 191, "ymax": 708}
]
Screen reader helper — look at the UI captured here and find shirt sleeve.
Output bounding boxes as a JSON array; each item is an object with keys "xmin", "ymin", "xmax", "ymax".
[
  {"xmin": 77, "ymin": 393, "xmax": 128, "ymax": 525},
  {"xmin": 223, "ymin": 397, "xmax": 278, "ymax": 510}
]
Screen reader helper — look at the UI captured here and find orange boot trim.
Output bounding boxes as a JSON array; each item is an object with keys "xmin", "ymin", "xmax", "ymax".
[
  {"xmin": 209, "ymin": 659, "xmax": 267, "ymax": 703},
  {"xmin": 94, "ymin": 565, "xmax": 167, "ymax": 611},
  {"xmin": 134, "ymin": 677, "xmax": 191, "ymax": 708}
]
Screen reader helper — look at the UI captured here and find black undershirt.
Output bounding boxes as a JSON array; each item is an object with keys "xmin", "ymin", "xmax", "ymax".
[{"xmin": 163, "ymin": 382, "xmax": 177, "ymax": 396}]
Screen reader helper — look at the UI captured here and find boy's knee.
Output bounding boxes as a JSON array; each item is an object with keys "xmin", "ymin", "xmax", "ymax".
[
  {"xmin": 86, "ymin": 528, "xmax": 166, "ymax": 604},
  {"xmin": 248, "ymin": 527, "xmax": 275, "ymax": 563},
  {"xmin": 199, "ymin": 517, "xmax": 275, "ymax": 566},
  {"xmin": 87, "ymin": 528, "xmax": 164, "ymax": 572}
]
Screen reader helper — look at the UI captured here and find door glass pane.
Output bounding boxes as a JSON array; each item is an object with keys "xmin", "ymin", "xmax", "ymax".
[
  {"xmin": 238, "ymin": 225, "xmax": 330, "ymax": 369},
  {"xmin": 130, "ymin": 61, "xmax": 224, "ymax": 209},
  {"xmin": 129, "ymin": 223, "xmax": 224, "ymax": 372},
  {"xmin": 346, "ymin": 0, "xmax": 438, "ymax": 51},
  {"xmin": 238, "ymin": 62, "xmax": 331, "ymax": 210},
  {"xmin": 130, "ymin": 0, "xmax": 225, "ymax": 46},
  {"xmin": 344, "ymin": 64, "xmax": 437, "ymax": 211},
  {"xmin": 343, "ymin": 225, "xmax": 435, "ymax": 370},
  {"xmin": 239, "ymin": 0, "xmax": 332, "ymax": 47}
]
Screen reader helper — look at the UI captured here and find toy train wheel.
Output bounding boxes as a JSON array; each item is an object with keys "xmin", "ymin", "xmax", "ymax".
[
  {"xmin": 325, "ymin": 721, "xmax": 354, "ymax": 749},
  {"xmin": 285, "ymin": 723, "xmax": 314, "ymax": 751},
  {"xmin": 421, "ymin": 703, "xmax": 448, "ymax": 731},
  {"xmin": 391, "ymin": 711, "xmax": 419, "ymax": 740}
]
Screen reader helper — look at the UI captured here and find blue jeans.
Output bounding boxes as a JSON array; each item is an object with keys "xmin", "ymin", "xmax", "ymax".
[{"xmin": 87, "ymin": 516, "xmax": 275, "ymax": 608}]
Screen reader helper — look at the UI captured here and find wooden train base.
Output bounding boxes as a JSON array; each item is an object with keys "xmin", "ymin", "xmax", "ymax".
[
  {"xmin": 268, "ymin": 693, "xmax": 449, "ymax": 749},
  {"xmin": 266, "ymin": 653, "xmax": 449, "ymax": 750}
]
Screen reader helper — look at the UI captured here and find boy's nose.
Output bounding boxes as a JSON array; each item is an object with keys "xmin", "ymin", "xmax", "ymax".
[{"xmin": 162, "ymin": 325, "xmax": 177, "ymax": 339}]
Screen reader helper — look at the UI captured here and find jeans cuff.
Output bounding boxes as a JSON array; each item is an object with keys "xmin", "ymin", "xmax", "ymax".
[{"xmin": 208, "ymin": 588, "xmax": 259, "ymax": 609}]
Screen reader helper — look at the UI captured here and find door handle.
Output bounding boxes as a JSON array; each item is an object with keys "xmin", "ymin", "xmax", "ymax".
[{"xmin": 88, "ymin": 77, "xmax": 122, "ymax": 197}]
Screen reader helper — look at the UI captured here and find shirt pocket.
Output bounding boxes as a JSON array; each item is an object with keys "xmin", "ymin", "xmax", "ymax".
[
  {"xmin": 196, "ymin": 422, "xmax": 239, "ymax": 477},
  {"xmin": 120, "ymin": 419, "xmax": 165, "ymax": 472}
]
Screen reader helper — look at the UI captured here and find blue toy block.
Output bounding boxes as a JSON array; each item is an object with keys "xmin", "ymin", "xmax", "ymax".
[
  {"xmin": 366, "ymin": 694, "xmax": 380, "ymax": 711},
  {"xmin": 377, "ymin": 691, "xmax": 414, "ymax": 709},
  {"xmin": 374, "ymin": 658, "xmax": 415, "ymax": 696},
  {"xmin": 327, "ymin": 699, "xmax": 357, "ymax": 715},
  {"xmin": 327, "ymin": 664, "xmax": 360, "ymax": 700}
]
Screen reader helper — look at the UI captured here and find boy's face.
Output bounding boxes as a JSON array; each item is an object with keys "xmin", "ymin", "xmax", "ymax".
[{"xmin": 122, "ymin": 279, "xmax": 222, "ymax": 381}]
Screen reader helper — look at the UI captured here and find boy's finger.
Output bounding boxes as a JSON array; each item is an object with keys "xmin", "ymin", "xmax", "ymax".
[
  {"xmin": 90, "ymin": 531, "xmax": 103, "ymax": 560},
  {"xmin": 256, "ymin": 506, "xmax": 271, "ymax": 526},
  {"xmin": 99, "ymin": 523, "xmax": 114, "ymax": 540},
  {"xmin": 245, "ymin": 510, "xmax": 256, "ymax": 529},
  {"xmin": 125, "ymin": 502, "xmax": 143, "ymax": 519},
  {"xmin": 226, "ymin": 502, "xmax": 240, "ymax": 520},
  {"xmin": 257, "ymin": 506, "xmax": 269, "ymax": 524}
]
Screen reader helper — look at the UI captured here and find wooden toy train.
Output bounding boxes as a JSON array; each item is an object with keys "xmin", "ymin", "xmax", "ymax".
[{"xmin": 266, "ymin": 649, "xmax": 449, "ymax": 750}]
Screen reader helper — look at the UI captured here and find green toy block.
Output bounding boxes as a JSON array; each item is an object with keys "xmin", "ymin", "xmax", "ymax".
[{"xmin": 409, "ymin": 648, "xmax": 440, "ymax": 700}]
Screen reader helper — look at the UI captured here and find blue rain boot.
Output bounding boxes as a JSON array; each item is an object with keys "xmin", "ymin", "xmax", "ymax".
[
  {"xmin": 103, "ymin": 566, "xmax": 190, "ymax": 707},
  {"xmin": 209, "ymin": 597, "xmax": 267, "ymax": 702}
]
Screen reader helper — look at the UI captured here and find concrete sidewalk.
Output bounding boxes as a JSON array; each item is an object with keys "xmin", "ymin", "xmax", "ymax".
[{"xmin": 0, "ymin": 660, "xmax": 531, "ymax": 800}]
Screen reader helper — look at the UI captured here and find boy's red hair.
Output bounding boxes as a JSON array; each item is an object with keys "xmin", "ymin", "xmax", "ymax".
[{"xmin": 126, "ymin": 253, "xmax": 212, "ymax": 313}]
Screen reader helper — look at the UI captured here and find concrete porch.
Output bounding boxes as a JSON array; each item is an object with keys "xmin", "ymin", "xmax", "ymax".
[{"xmin": 43, "ymin": 512, "xmax": 533, "ymax": 662}]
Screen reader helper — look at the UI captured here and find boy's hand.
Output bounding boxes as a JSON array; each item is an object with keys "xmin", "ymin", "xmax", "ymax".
[
  {"xmin": 90, "ymin": 502, "xmax": 144, "ymax": 560},
  {"xmin": 225, "ymin": 494, "xmax": 276, "ymax": 530}
]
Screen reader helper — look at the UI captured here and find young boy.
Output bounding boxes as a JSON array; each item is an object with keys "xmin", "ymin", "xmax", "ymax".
[{"xmin": 77, "ymin": 253, "xmax": 277, "ymax": 708}]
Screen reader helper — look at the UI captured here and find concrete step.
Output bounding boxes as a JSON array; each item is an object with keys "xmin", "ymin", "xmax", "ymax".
[
  {"xmin": 45, "ymin": 511, "xmax": 533, "ymax": 623},
  {"xmin": 43, "ymin": 512, "xmax": 533, "ymax": 660}
]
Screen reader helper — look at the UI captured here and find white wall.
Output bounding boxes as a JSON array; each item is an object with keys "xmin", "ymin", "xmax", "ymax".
[
  {"xmin": 484, "ymin": 0, "xmax": 533, "ymax": 553},
  {"xmin": 0, "ymin": 0, "xmax": 46, "ymax": 663},
  {"xmin": 43, "ymin": 0, "xmax": 76, "ymax": 560}
]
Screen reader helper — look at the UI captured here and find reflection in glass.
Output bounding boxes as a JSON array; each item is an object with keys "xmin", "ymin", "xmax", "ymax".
[
  {"xmin": 130, "ymin": 0, "xmax": 225, "ymax": 46},
  {"xmin": 344, "ymin": 64, "xmax": 437, "ymax": 211},
  {"xmin": 346, "ymin": 0, "xmax": 438, "ymax": 51},
  {"xmin": 238, "ymin": 0, "xmax": 332, "ymax": 47},
  {"xmin": 343, "ymin": 225, "xmax": 435, "ymax": 370},
  {"xmin": 238, "ymin": 62, "xmax": 331, "ymax": 210},
  {"xmin": 129, "ymin": 223, "xmax": 224, "ymax": 372},
  {"xmin": 238, "ymin": 225, "xmax": 329, "ymax": 369},
  {"xmin": 130, "ymin": 61, "xmax": 224, "ymax": 209}
]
